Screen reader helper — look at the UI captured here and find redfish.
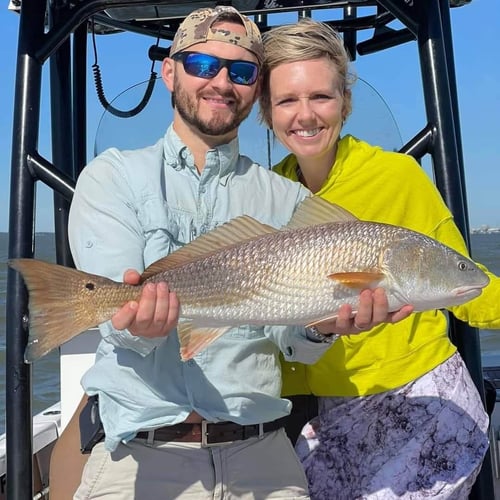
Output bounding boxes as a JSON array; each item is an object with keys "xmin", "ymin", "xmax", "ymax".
[{"xmin": 9, "ymin": 196, "xmax": 489, "ymax": 363}]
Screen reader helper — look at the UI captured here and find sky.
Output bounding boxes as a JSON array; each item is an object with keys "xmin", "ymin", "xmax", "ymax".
[{"xmin": 0, "ymin": 1, "xmax": 499, "ymax": 232}]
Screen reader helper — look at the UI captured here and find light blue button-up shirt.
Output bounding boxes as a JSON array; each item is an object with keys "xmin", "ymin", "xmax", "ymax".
[{"xmin": 68, "ymin": 125, "xmax": 331, "ymax": 451}]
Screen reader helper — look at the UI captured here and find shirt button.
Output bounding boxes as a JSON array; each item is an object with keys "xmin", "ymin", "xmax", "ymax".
[
  {"xmin": 85, "ymin": 240, "xmax": 93, "ymax": 248},
  {"xmin": 187, "ymin": 360, "xmax": 195, "ymax": 367},
  {"xmin": 291, "ymin": 366, "xmax": 296, "ymax": 372}
]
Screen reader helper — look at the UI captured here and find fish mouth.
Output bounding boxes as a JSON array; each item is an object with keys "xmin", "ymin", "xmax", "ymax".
[
  {"xmin": 453, "ymin": 275, "xmax": 490, "ymax": 297},
  {"xmin": 453, "ymin": 286, "xmax": 484, "ymax": 299}
]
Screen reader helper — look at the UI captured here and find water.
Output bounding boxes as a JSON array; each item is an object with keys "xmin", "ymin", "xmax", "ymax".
[
  {"xmin": 0, "ymin": 233, "xmax": 61, "ymax": 436},
  {"xmin": 0, "ymin": 232, "xmax": 500, "ymax": 435},
  {"xmin": 470, "ymin": 233, "xmax": 500, "ymax": 367}
]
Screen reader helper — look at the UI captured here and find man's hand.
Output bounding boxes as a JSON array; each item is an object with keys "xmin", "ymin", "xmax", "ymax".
[
  {"xmin": 315, "ymin": 288, "xmax": 414, "ymax": 336},
  {"xmin": 111, "ymin": 269, "xmax": 180, "ymax": 338}
]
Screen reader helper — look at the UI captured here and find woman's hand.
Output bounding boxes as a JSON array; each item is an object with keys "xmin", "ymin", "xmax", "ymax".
[{"xmin": 314, "ymin": 288, "xmax": 414, "ymax": 336}]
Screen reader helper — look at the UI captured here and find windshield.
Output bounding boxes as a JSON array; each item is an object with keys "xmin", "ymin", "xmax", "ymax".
[{"xmin": 94, "ymin": 76, "xmax": 402, "ymax": 167}]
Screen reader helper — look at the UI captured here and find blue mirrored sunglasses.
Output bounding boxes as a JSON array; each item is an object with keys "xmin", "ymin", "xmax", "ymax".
[{"xmin": 172, "ymin": 51, "xmax": 259, "ymax": 86}]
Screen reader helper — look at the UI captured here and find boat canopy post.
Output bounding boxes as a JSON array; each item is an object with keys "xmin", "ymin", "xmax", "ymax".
[
  {"xmin": 73, "ymin": 23, "xmax": 89, "ymax": 180},
  {"xmin": 416, "ymin": 1, "xmax": 493, "ymax": 496},
  {"xmin": 6, "ymin": 0, "xmax": 47, "ymax": 497},
  {"xmin": 49, "ymin": 11, "xmax": 75, "ymax": 267}
]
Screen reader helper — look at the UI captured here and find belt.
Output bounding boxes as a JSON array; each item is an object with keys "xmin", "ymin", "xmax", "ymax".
[{"xmin": 136, "ymin": 417, "xmax": 286, "ymax": 447}]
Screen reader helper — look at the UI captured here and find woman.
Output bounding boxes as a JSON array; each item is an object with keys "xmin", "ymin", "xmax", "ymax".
[{"xmin": 260, "ymin": 18, "xmax": 500, "ymax": 499}]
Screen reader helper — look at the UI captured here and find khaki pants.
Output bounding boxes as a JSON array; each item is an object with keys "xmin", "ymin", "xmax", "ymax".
[{"xmin": 74, "ymin": 428, "xmax": 309, "ymax": 499}]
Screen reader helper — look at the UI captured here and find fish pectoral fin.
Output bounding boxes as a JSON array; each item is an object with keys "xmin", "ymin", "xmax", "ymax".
[
  {"xmin": 327, "ymin": 271, "xmax": 385, "ymax": 289},
  {"xmin": 177, "ymin": 322, "xmax": 232, "ymax": 361},
  {"xmin": 305, "ymin": 314, "xmax": 339, "ymax": 328}
]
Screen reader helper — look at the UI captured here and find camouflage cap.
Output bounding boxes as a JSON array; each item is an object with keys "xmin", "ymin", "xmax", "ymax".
[{"xmin": 169, "ymin": 6, "xmax": 263, "ymax": 63}]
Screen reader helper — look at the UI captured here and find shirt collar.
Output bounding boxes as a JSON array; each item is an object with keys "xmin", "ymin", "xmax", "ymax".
[{"xmin": 163, "ymin": 124, "xmax": 240, "ymax": 178}]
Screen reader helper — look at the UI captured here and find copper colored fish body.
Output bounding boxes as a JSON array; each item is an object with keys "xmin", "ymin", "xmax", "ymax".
[{"xmin": 9, "ymin": 196, "xmax": 489, "ymax": 362}]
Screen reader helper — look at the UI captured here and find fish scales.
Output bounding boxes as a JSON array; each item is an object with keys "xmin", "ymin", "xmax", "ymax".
[{"xmin": 152, "ymin": 222, "xmax": 408, "ymax": 325}]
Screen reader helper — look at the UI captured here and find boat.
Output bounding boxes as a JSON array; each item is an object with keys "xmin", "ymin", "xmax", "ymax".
[{"xmin": 2, "ymin": 1, "xmax": 499, "ymax": 499}]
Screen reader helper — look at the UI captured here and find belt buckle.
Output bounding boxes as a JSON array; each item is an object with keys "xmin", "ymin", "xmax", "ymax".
[{"xmin": 201, "ymin": 420, "xmax": 218, "ymax": 448}]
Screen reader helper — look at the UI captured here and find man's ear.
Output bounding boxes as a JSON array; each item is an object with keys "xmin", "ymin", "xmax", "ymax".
[{"xmin": 162, "ymin": 58, "xmax": 175, "ymax": 92}]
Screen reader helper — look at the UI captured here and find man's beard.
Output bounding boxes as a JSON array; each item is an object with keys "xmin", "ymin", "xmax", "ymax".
[{"xmin": 173, "ymin": 76, "xmax": 253, "ymax": 136}]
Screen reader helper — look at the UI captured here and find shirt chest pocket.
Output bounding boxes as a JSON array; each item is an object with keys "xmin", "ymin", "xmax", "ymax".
[
  {"xmin": 227, "ymin": 325, "xmax": 266, "ymax": 340},
  {"xmin": 139, "ymin": 199, "xmax": 197, "ymax": 262}
]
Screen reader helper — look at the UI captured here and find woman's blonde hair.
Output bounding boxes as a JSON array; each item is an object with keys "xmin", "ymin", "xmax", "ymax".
[{"xmin": 259, "ymin": 18, "xmax": 356, "ymax": 128}]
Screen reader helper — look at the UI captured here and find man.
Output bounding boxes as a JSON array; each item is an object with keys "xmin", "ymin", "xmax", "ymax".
[
  {"xmin": 64, "ymin": 7, "xmax": 406, "ymax": 498},
  {"xmin": 68, "ymin": 7, "xmax": 319, "ymax": 498}
]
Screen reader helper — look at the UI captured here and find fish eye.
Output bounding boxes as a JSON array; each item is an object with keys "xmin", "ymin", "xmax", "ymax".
[
  {"xmin": 85, "ymin": 282, "xmax": 95, "ymax": 290},
  {"xmin": 458, "ymin": 261, "xmax": 468, "ymax": 271}
]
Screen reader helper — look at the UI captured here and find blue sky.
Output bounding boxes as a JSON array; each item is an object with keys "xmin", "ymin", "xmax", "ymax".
[{"xmin": 1, "ymin": 2, "xmax": 499, "ymax": 232}]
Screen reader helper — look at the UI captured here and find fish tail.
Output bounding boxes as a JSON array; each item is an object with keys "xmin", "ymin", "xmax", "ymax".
[{"xmin": 8, "ymin": 258, "xmax": 121, "ymax": 362}]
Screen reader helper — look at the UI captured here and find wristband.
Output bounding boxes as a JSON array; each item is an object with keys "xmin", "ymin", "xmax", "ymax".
[{"xmin": 305, "ymin": 326, "xmax": 340, "ymax": 344}]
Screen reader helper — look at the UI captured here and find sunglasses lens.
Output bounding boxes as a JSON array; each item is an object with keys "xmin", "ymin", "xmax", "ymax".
[
  {"xmin": 229, "ymin": 62, "xmax": 258, "ymax": 85},
  {"xmin": 178, "ymin": 53, "xmax": 258, "ymax": 86},
  {"xmin": 183, "ymin": 53, "xmax": 220, "ymax": 79}
]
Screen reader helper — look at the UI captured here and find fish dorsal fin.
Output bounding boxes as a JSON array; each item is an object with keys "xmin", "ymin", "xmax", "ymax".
[
  {"xmin": 284, "ymin": 196, "xmax": 358, "ymax": 231},
  {"xmin": 141, "ymin": 216, "xmax": 277, "ymax": 281}
]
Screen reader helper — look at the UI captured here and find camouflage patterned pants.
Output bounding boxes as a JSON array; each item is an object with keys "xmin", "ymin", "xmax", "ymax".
[{"xmin": 295, "ymin": 353, "xmax": 489, "ymax": 499}]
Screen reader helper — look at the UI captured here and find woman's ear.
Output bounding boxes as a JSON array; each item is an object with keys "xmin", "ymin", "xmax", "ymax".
[
  {"xmin": 342, "ymin": 88, "xmax": 352, "ymax": 122},
  {"xmin": 162, "ymin": 58, "xmax": 175, "ymax": 92}
]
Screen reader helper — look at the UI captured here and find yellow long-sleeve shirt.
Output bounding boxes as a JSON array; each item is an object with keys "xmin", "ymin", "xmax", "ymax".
[{"xmin": 274, "ymin": 135, "xmax": 500, "ymax": 396}]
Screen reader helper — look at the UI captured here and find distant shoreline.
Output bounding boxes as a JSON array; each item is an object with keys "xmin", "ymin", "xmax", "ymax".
[{"xmin": 471, "ymin": 229, "xmax": 500, "ymax": 235}]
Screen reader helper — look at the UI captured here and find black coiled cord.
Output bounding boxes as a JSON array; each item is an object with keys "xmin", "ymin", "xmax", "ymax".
[
  {"xmin": 90, "ymin": 16, "xmax": 160, "ymax": 118},
  {"xmin": 92, "ymin": 63, "xmax": 157, "ymax": 118}
]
